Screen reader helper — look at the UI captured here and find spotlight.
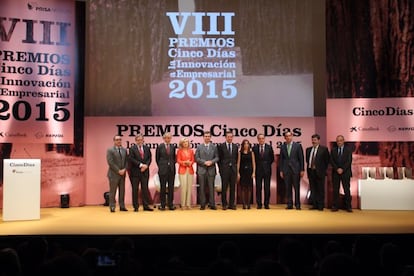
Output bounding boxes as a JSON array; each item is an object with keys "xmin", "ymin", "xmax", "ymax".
[
  {"xmin": 60, "ymin": 194, "xmax": 70, "ymax": 208},
  {"xmin": 103, "ymin": 192, "xmax": 110, "ymax": 206}
]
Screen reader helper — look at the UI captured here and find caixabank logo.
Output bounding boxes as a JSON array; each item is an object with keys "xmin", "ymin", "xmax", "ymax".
[
  {"xmin": 0, "ymin": 131, "xmax": 27, "ymax": 138},
  {"xmin": 350, "ymin": 126, "xmax": 380, "ymax": 132}
]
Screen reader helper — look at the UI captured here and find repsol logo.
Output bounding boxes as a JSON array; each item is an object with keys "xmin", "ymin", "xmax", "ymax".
[{"xmin": 353, "ymin": 107, "xmax": 413, "ymax": 116}]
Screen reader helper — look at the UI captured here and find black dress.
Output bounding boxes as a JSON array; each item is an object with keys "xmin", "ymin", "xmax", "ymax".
[{"xmin": 239, "ymin": 151, "xmax": 253, "ymax": 187}]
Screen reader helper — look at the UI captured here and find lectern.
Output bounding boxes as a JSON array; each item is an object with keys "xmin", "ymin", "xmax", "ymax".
[{"xmin": 3, "ymin": 159, "xmax": 41, "ymax": 221}]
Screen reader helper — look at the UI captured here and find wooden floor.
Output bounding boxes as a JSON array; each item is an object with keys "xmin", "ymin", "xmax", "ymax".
[{"xmin": 1, "ymin": 204, "xmax": 414, "ymax": 236}]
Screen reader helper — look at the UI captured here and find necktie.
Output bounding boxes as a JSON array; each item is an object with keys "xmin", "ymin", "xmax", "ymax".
[
  {"xmin": 287, "ymin": 144, "xmax": 291, "ymax": 157},
  {"xmin": 228, "ymin": 143, "xmax": 231, "ymax": 153},
  {"xmin": 139, "ymin": 146, "xmax": 144, "ymax": 159},
  {"xmin": 166, "ymin": 144, "xmax": 170, "ymax": 155},
  {"xmin": 118, "ymin": 148, "xmax": 123, "ymax": 167},
  {"xmin": 339, "ymin": 147, "xmax": 342, "ymax": 157},
  {"xmin": 260, "ymin": 145, "xmax": 264, "ymax": 157},
  {"xmin": 311, "ymin": 148, "xmax": 316, "ymax": 169}
]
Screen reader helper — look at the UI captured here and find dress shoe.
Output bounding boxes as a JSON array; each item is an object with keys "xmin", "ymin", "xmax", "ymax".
[
  {"xmin": 247, "ymin": 205, "xmax": 251, "ymax": 209},
  {"xmin": 257, "ymin": 205, "xmax": 262, "ymax": 209},
  {"xmin": 229, "ymin": 205, "xmax": 237, "ymax": 210},
  {"xmin": 222, "ymin": 206, "xmax": 227, "ymax": 210},
  {"xmin": 296, "ymin": 207, "xmax": 301, "ymax": 210},
  {"xmin": 120, "ymin": 207, "xmax": 128, "ymax": 211},
  {"xmin": 169, "ymin": 206, "xmax": 176, "ymax": 210},
  {"xmin": 286, "ymin": 206, "xmax": 293, "ymax": 210},
  {"xmin": 200, "ymin": 206, "xmax": 205, "ymax": 210},
  {"xmin": 264, "ymin": 205, "xmax": 270, "ymax": 209},
  {"xmin": 242, "ymin": 205, "xmax": 246, "ymax": 209},
  {"xmin": 210, "ymin": 206, "xmax": 217, "ymax": 210},
  {"xmin": 309, "ymin": 206, "xmax": 318, "ymax": 210},
  {"xmin": 331, "ymin": 208, "xmax": 338, "ymax": 212},
  {"xmin": 144, "ymin": 207, "xmax": 153, "ymax": 211},
  {"xmin": 158, "ymin": 206, "xmax": 166, "ymax": 211},
  {"xmin": 346, "ymin": 208, "xmax": 353, "ymax": 213},
  {"xmin": 110, "ymin": 207, "xmax": 115, "ymax": 213},
  {"xmin": 318, "ymin": 208, "xmax": 324, "ymax": 211},
  {"xmin": 134, "ymin": 208, "xmax": 138, "ymax": 212}
]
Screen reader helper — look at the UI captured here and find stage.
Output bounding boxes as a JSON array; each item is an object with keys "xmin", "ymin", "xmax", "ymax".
[{"xmin": 1, "ymin": 204, "xmax": 414, "ymax": 236}]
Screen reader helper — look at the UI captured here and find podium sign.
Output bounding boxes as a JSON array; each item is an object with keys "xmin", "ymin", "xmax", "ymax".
[{"xmin": 3, "ymin": 159, "xmax": 41, "ymax": 221}]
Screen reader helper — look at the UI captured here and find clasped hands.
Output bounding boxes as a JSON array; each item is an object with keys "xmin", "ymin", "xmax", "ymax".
[{"xmin": 140, "ymin": 164, "xmax": 148, "ymax": 172}]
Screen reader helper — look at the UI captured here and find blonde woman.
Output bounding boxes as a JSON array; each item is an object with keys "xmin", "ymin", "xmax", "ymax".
[{"xmin": 176, "ymin": 137, "xmax": 195, "ymax": 209}]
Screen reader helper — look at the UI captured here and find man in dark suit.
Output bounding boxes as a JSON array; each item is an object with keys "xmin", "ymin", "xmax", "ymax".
[
  {"xmin": 128, "ymin": 133, "xmax": 153, "ymax": 212},
  {"xmin": 156, "ymin": 132, "xmax": 177, "ymax": 210},
  {"xmin": 195, "ymin": 130, "xmax": 219, "ymax": 210},
  {"xmin": 279, "ymin": 131, "xmax": 305, "ymax": 210},
  {"xmin": 252, "ymin": 133, "xmax": 275, "ymax": 209},
  {"xmin": 106, "ymin": 135, "xmax": 128, "ymax": 212},
  {"xmin": 330, "ymin": 134, "xmax": 353, "ymax": 212},
  {"xmin": 218, "ymin": 130, "xmax": 239, "ymax": 210},
  {"xmin": 306, "ymin": 133, "xmax": 330, "ymax": 211}
]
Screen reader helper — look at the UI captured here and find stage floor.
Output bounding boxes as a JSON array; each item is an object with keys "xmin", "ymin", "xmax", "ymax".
[{"xmin": 1, "ymin": 204, "xmax": 413, "ymax": 236}]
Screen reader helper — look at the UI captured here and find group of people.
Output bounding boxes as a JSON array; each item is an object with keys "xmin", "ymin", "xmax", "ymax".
[
  {"xmin": 279, "ymin": 132, "xmax": 353, "ymax": 212},
  {"xmin": 106, "ymin": 130, "xmax": 353, "ymax": 213}
]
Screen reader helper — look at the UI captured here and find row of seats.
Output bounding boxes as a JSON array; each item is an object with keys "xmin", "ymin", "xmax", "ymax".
[{"xmin": 1, "ymin": 234, "xmax": 414, "ymax": 276}]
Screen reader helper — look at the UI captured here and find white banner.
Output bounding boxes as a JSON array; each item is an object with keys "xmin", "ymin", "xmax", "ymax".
[
  {"xmin": 327, "ymin": 98, "xmax": 414, "ymax": 142},
  {"xmin": 0, "ymin": 0, "xmax": 75, "ymax": 143},
  {"xmin": 85, "ymin": 116, "xmax": 315, "ymax": 205}
]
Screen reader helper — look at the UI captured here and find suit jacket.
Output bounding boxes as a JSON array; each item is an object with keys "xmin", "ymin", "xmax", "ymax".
[
  {"xmin": 176, "ymin": 148, "xmax": 195, "ymax": 175},
  {"xmin": 252, "ymin": 144, "xmax": 274, "ymax": 175},
  {"xmin": 218, "ymin": 142, "xmax": 239, "ymax": 174},
  {"xmin": 330, "ymin": 145, "xmax": 353, "ymax": 177},
  {"xmin": 306, "ymin": 145, "xmax": 330, "ymax": 177},
  {"xmin": 128, "ymin": 144, "xmax": 152, "ymax": 177},
  {"xmin": 195, "ymin": 143, "xmax": 219, "ymax": 176},
  {"xmin": 279, "ymin": 142, "xmax": 304, "ymax": 174},
  {"xmin": 156, "ymin": 143, "xmax": 176, "ymax": 175},
  {"xmin": 107, "ymin": 146, "xmax": 127, "ymax": 180}
]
